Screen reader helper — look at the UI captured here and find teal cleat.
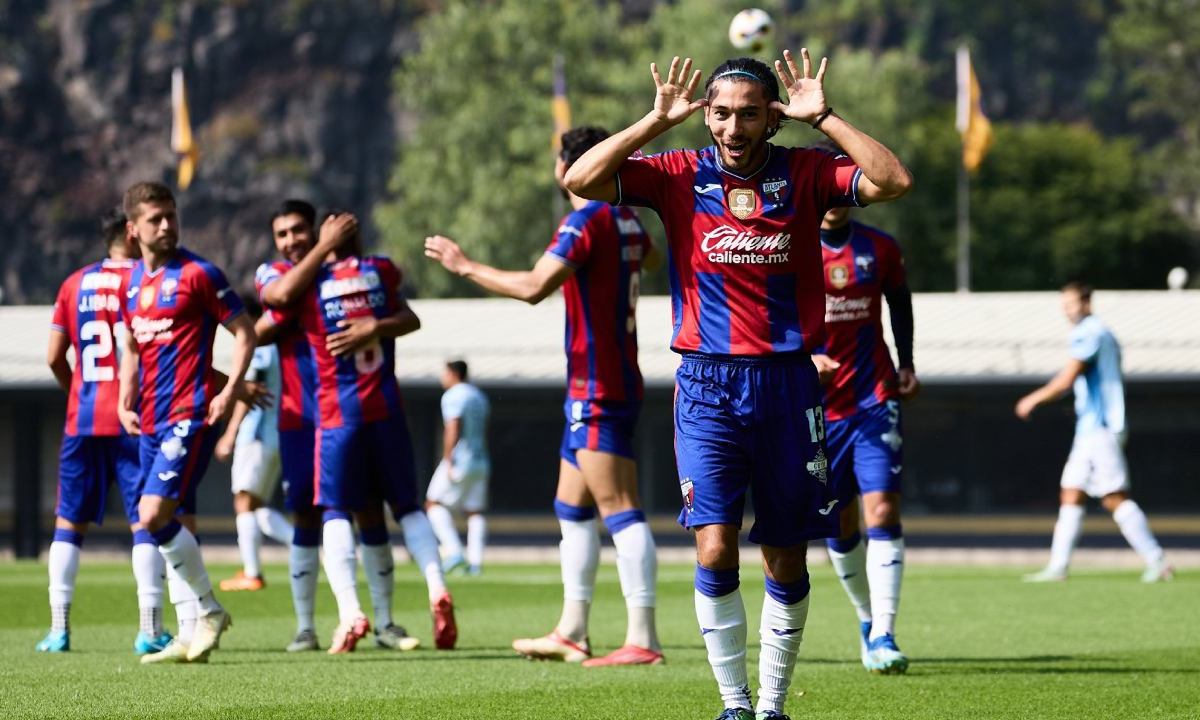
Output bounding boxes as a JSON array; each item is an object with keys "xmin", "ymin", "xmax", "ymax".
[
  {"xmin": 133, "ymin": 630, "xmax": 174, "ymax": 655},
  {"xmin": 442, "ymin": 554, "xmax": 467, "ymax": 575},
  {"xmin": 36, "ymin": 629, "xmax": 70, "ymax": 653},
  {"xmin": 859, "ymin": 620, "xmax": 873, "ymax": 669},
  {"xmin": 865, "ymin": 633, "xmax": 909, "ymax": 675}
]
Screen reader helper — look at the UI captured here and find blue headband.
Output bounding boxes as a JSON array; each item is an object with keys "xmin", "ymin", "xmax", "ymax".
[{"xmin": 713, "ymin": 70, "xmax": 761, "ymax": 82}]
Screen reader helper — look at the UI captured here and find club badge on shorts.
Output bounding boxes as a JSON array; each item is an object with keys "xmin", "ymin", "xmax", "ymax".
[
  {"xmin": 727, "ymin": 188, "xmax": 757, "ymax": 219},
  {"xmin": 806, "ymin": 448, "xmax": 829, "ymax": 483}
]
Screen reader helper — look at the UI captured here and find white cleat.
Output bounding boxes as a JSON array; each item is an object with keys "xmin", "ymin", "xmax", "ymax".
[
  {"xmin": 187, "ymin": 609, "xmax": 232, "ymax": 662},
  {"xmin": 141, "ymin": 638, "xmax": 204, "ymax": 665},
  {"xmin": 1022, "ymin": 567, "xmax": 1068, "ymax": 583},
  {"xmin": 512, "ymin": 631, "xmax": 591, "ymax": 663},
  {"xmin": 1141, "ymin": 559, "xmax": 1175, "ymax": 583}
]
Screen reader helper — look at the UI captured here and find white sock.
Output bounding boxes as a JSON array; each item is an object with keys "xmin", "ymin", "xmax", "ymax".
[
  {"xmin": 866, "ymin": 533, "xmax": 904, "ymax": 640},
  {"xmin": 132, "ymin": 542, "xmax": 165, "ymax": 635},
  {"xmin": 289, "ymin": 543, "xmax": 319, "ymax": 633},
  {"xmin": 695, "ymin": 589, "xmax": 751, "ymax": 711},
  {"xmin": 1113, "ymin": 500, "xmax": 1165, "ymax": 565},
  {"xmin": 557, "ymin": 517, "xmax": 599, "ymax": 642},
  {"xmin": 48, "ymin": 540, "xmax": 81, "ymax": 631},
  {"xmin": 166, "ymin": 562, "xmax": 198, "ymax": 643},
  {"xmin": 426, "ymin": 504, "xmax": 463, "ymax": 559},
  {"xmin": 757, "ymin": 588, "xmax": 810, "ymax": 715},
  {"xmin": 466, "ymin": 514, "xmax": 487, "ymax": 568},
  {"xmin": 400, "ymin": 511, "xmax": 446, "ymax": 601},
  {"xmin": 235, "ymin": 511, "xmax": 263, "ymax": 579},
  {"xmin": 255, "ymin": 507, "xmax": 293, "ymax": 546},
  {"xmin": 360, "ymin": 540, "xmax": 395, "ymax": 629},
  {"xmin": 826, "ymin": 535, "xmax": 872, "ymax": 623},
  {"xmin": 157, "ymin": 524, "xmax": 220, "ymax": 615},
  {"xmin": 1048, "ymin": 504, "xmax": 1085, "ymax": 573},
  {"xmin": 322, "ymin": 518, "xmax": 362, "ymax": 623},
  {"xmin": 610, "ymin": 519, "xmax": 658, "ymax": 650}
]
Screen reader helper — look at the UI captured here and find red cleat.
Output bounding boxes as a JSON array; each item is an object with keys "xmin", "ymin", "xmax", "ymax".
[
  {"xmin": 432, "ymin": 591, "xmax": 457, "ymax": 650},
  {"xmin": 581, "ymin": 644, "xmax": 665, "ymax": 667},
  {"xmin": 328, "ymin": 614, "xmax": 370, "ymax": 655}
]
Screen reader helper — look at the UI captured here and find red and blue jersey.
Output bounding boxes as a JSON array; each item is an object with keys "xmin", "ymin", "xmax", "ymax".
[
  {"xmin": 617, "ymin": 144, "xmax": 861, "ymax": 356},
  {"xmin": 121, "ymin": 248, "xmax": 244, "ymax": 434},
  {"xmin": 819, "ymin": 221, "xmax": 906, "ymax": 421},
  {"xmin": 545, "ymin": 202, "xmax": 652, "ymax": 402},
  {"xmin": 256, "ymin": 260, "xmax": 318, "ymax": 431},
  {"xmin": 271, "ymin": 255, "xmax": 405, "ymax": 430},
  {"xmin": 51, "ymin": 258, "xmax": 135, "ymax": 436}
]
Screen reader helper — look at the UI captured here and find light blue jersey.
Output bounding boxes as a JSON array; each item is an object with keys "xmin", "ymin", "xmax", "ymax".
[
  {"xmin": 1069, "ymin": 315, "xmax": 1125, "ymax": 438},
  {"xmin": 236, "ymin": 345, "xmax": 281, "ymax": 452},
  {"xmin": 442, "ymin": 382, "xmax": 490, "ymax": 473}
]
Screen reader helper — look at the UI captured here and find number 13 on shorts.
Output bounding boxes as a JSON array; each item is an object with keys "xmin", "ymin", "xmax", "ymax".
[{"xmin": 806, "ymin": 406, "xmax": 826, "ymax": 443}]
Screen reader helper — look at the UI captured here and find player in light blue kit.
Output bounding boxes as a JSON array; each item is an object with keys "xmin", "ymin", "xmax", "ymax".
[
  {"xmin": 425, "ymin": 360, "xmax": 491, "ymax": 576},
  {"xmin": 1016, "ymin": 282, "xmax": 1173, "ymax": 583}
]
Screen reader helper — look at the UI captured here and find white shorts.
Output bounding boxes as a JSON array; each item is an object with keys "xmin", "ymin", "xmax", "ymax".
[
  {"xmin": 425, "ymin": 459, "xmax": 489, "ymax": 513},
  {"xmin": 1060, "ymin": 429, "xmax": 1129, "ymax": 498},
  {"xmin": 231, "ymin": 439, "xmax": 282, "ymax": 500}
]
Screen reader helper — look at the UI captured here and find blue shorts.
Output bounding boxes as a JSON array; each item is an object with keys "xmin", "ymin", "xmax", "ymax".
[
  {"xmin": 139, "ymin": 420, "xmax": 219, "ymax": 515},
  {"xmin": 674, "ymin": 353, "xmax": 839, "ymax": 546},
  {"xmin": 316, "ymin": 414, "xmax": 418, "ymax": 518},
  {"xmin": 559, "ymin": 399, "xmax": 639, "ymax": 468},
  {"xmin": 280, "ymin": 427, "xmax": 318, "ymax": 512},
  {"xmin": 56, "ymin": 433, "xmax": 142, "ymax": 525},
  {"xmin": 827, "ymin": 400, "xmax": 904, "ymax": 502}
]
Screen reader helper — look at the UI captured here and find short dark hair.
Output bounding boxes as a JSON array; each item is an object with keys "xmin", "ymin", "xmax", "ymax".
[
  {"xmin": 122, "ymin": 182, "xmax": 175, "ymax": 220},
  {"xmin": 704, "ymin": 58, "xmax": 785, "ymax": 137},
  {"xmin": 446, "ymin": 359, "xmax": 468, "ymax": 381},
  {"xmin": 101, "ymin": 206, "xmax": 126, "ymax": 249},
  {"xmin": 270, "ymin": 199, "xmax": 316, "ymax": 234},
  {"xmin": 1062, "ymin": 281, "xmax": 1093, "ymax": 301},
  {"xmin": 559, "ymin": 127, "xmax": 610, "ymax": 169}
]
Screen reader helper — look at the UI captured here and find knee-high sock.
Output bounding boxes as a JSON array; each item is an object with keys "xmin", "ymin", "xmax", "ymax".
[
  {"xmin": 1048, "ymin": 504, "xmax": 1085, "ymax": 572},
  {"xmin": 235, "ymin": 511, "xmax": 263, "ymax": 578},
  {"xmin": 1113, "ymin": 500, "xmax": 1165, "ymax": 565},
  {"xmin": 359, "ymin": 525, "xmax": 395, "ymax": 629},
  {"xmin": 757, "ymin": 577, "xmax": 811, "ymax": 716},
  {"xmin": 48, "ymin": 529, "xmax": 83, "ymax": 632},
  {"xmin": 165, "ymin": 561, "xmax": 198, "ymax": 643},
  {"xmin": 466, "ymin": 514, "xmax": 487, "ymax": 569},
  {"xmin": 153, "ymin": 521, "xmax": 220, "ymax": 615},
  {"xmin": 694, "ymin": 565, "xmax": 751, "ymax": 712},
  {"xmin": 321, "ymin": 514, "xmax": 362, "ymax": 624},
  {"xmin": 290, "ymin": 527, "xmax": 320, "ymax": 634},
  {"xmin": 866, "ymin": 526, "xmax": 904, "ymax": 640},
  {"xmin": 255, "ymin": 507, "xmax": 293, "ymax": 546},
  {"xmin": 131, "ymin": 530, "xmax": 165, "ymax": 635},
  {"xmin": 826, "ymin": 532, "xmax": 872, "ymax": 623},
  {"xmin": 555, "ymin": 500, "xmax": 599, "ymax": 643},
  {"xmin": 605, "ymin": 510, "xmax": 658, "ymax": 650},
  {"xmin": 400, "ymin": 511, "xmax": 446, "ymax": 601},
  {"xmin": 425, "ymin": 503, "xmax": 463, "ymax": 559}
]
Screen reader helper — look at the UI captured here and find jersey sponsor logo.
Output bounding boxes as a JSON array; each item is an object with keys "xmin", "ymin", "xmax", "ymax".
[
  {"xmin": 829, "ymin": 265, "xmax": 850, "ymax": 289},
  {"xmin": 319, "ymin": 271, "xmax": 381, "ymax": 300},
  {"xmin": 130, "ymin": 315, "xmax": 175, "ymax": 343},
  {"xmin": 693, "ymin": 183, "xmax": 723, "ymax": 195},
  {"xmin": 727, "ymin": 188, "xmax": 757, "ymax": 219},
  {"xmin": 806, "ymin": 447, "xmax": 829, "ymax": 483},
  {"xmin": 700, "ymin": 226, "xmax": 791, "ymax": 266},
  {"xmin": 825, "ymin": 295, "xmax": 872, "ymax": 323}
]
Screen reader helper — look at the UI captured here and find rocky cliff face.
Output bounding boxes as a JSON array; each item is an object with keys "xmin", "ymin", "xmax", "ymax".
[{"xmin": 0, "ymin": 0, "xmax": 416, "ymax": 303}]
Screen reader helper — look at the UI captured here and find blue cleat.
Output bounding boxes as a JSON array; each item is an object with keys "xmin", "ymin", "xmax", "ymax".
[
  {"xmin": 133, "ymin": 630, "xmax": 175, "ymax": 655},
  {"xmin": 865, "ymin": 633, "xmax": 909, "ymax": 675},
  {"xmin": 859, "ymin": 620, "xmax": 873, "ymax": 669},
  {"xmin": 36, "ymin": 629, "xmax": 70, "ymax": 653},
  {"xmin": 442, "ymin": 554, "xmax": 467, "ymax": 575}
]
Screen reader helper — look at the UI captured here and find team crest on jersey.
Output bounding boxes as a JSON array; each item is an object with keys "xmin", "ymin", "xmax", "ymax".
[
  {"xmin": 160, "ymin": 278, "xmax": 178, "ymax": 300},
  {"xmin": 139, "ymin": 285, "xmax": 157, "ymax": 310},
  {"xmin": 806, "ymin": 448, "xmax": 829, "ymax": 484},
  {"xmin": 761, "ymin": 178, "xmax": 788, "ymax": 204},
  {"xmin": 829, "ymin": 265, "xmax": 850, "ymax": 289},
  {"xmin": 855, "ymin": 254, "xmax": 876, "ymax": 278},
  {"xmin": 727, "ymin": 188, "xmax": 757, "ymax": 219},
  {"xmin": 680, "ymin": 477, "xmax": 694, "ymax": 511}
]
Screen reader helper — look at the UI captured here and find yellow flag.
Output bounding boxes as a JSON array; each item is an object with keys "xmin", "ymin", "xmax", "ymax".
[
  {"xmin": 551, "ymin": 53, "xmax": 571, "ymax": 153},
  {"xmin": 171, "ymin": 67, "xmax": 200, "ymax": 190},
  {"xmin": 956, "ymin": 46, "xmax": 992, "ymax": 173}
]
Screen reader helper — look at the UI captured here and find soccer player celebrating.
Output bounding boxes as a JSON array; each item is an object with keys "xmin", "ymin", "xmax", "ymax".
[
  {"xmin": 267, "ymin": 211, "xmax": 456, "ymax": 653},
  {"xmin": 1016, "ymin": 282, "xmax": 1173, "ymax": 583},
  {"xmin": 424, "ymin": 359, "xmax": 491, "ymax": 576},
  {"xmin": 38, "ymin": 208, "xmax": 171, "ymax": 655},
  {"xmin": 425, "ymin": 126, "xmax": 665, "ymax": 667},
  {"xmin": 563, "ymin": 51, "xmax": 912, "ymax": 719},
  {"xmin": 812, "ymin": 194, "xmax": 918, "ymax": 675}
]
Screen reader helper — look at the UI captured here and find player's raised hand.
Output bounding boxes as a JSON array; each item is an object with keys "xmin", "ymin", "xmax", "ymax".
[
  {"xmin": 770, "ymin": 48, "xmax": 829, "ymax": 124},
  {"xmin": 318, "ymin": 212, "xmax": 358, "ymax": 250},
  {"xmin": 650, "ymin": 56, "xmax": 705, "ymax": 126},
  {"xmin": 327, "ymin": 316, "xmax": 379, "ymax": 357},
  {"xmin": 424, "ymin": 235, "xmax": 472, "ymax": 276}
]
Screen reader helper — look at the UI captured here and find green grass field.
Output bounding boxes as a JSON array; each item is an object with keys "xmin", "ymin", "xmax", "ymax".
[{"xmin": 1, "ymin": 560, "xmax": 1197, "ymax": 719}]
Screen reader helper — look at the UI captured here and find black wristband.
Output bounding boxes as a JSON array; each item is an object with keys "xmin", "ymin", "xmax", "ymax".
[{"xmin": 811, "ymin": 107, "xmax": 834, "ymax": 130}]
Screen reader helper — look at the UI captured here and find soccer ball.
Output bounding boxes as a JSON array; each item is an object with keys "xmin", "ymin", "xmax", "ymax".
[{"xmin": 728, "ymin": 8, "xmax": 774, "ymax": 52}]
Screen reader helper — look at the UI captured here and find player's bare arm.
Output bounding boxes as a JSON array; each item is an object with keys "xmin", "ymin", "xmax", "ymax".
[
  {"xmin": 563, "ymin": 56, "xmax": 705, "ymax": 202},
  {"xmin": 770, "ymin": 48, "xmax": 913, "ymax": 203},
  {"xmin": 207, "ymin": 312, "xmax": 257, "ymax": 425},
  {"xmin": 424, "ymin": 234, "xmax": 573, "ymax": 305},
  {"xmin": 117, "ymin": 327, "xmax": 141, "ymax": 435},
  {"xmin": 253, "ymin": 313, "xmax": 281, "ymax": 346},
  {"xmin": 261, "ymin": 213, "xmax": 357, "ymax": 307},
  {"xmin": 1015, "ymin": 359, "xmax": 1087, "ymax": 420},
  {"xmin": 442, "ymin": 417, "xmax": 462, "ymax": 478},
  {"xmin": 214, "ymin": 400, "xmax": 252, "ymax": 462},
  {"xmin": 46, "ymin": 330, "xmax": 72, "ymax": 392}
]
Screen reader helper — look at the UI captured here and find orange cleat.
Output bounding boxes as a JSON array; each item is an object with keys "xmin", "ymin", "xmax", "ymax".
[
  {"xmin": 328, "ymin": 614, "xmax": 371, "ymax": 655},
  {"xmin": 432, "ymin": 591, "xmax": 458, "ymax": 650},
  {"xmin": 581, "ymin": 644, "xmax": 665, "ymax": 667},
  {"xmin": 219, "ymin": 570, "xmax": 265, "ymax": 592}
]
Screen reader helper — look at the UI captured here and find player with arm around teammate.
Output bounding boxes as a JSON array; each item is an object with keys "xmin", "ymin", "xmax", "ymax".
[
  {"xmin": 563, "ymin": 50, "xmax": 912, "ymax": 719},
  {"xmin": 425, "ymin": 126, "xmax": 666, "ymax": 666}
]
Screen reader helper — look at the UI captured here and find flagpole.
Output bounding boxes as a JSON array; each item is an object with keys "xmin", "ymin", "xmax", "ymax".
[
  {"xmin": 551, "ymin": 52, "xmax": 568, "ymax": 223},
  {"xmin": 956, "ymin": 163, "xmax": 970, "ymax": 292}
]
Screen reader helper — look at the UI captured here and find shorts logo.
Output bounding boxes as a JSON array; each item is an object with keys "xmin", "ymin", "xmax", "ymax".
[
  {"xmin": 881, "ymin": 427, "xmax": 903, "ymax": 452},
  {"xmin": 727, "ymin": 188, "xmax": 757, "ymax": 219},
  {"xmin": 829, "ymin": 265, "xmax": 850, "ymax": 289},
  {"xmin": 160, "ymin": 435, "xmax": 188, "ymax": 461},
  {"xmin": 158, "ymin": 471, "xmax": 179, "ymax": 482},
  {"xmin": 806, "ymin": 448, "xmax": 829, "ymax": 484},
  {"xmin": 818, "ymin": 498, "xmax": 839, "ymax": 516},
  {"xmin": 680, "ymin": 477, "xmax": 694, "ymax": 511}
]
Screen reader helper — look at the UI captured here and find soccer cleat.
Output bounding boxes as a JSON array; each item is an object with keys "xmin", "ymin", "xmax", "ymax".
[
  {"xmin": 441, "ymin": 554, "xmax": 467, "ymax": 575},
  {"xmin": 219, "ymin": 570, "xmax": 265, "ymax": 592},
  {"xmin": 186, "ymin": 609, "xmax": 232, "ymax": 662},
  {"xmin": 714, "ymin": 709, "xmax": 754, "ymax": 720},
  {"xmin": 134, "ymin": 630, "xmax": 174, "ymax": 655},
  {"xmin": 865, "ymin": 633, "xmax": 909, "ymax": 675},
  {"xmin": 35, "ymin": 629, "xmax": 69, "ymax": 653},
  {"xmin": 581, "ymin": 644, "xmax": 664, "ymax": 667},
  {"xmin": 328, "ymin": 614, "xmax": 371, "ymax": 655},
  {"xmin": 140, "ymin": 638, "xmax": 205, "ymax": 664},
  {"xmin": 512, "ymin": 631, "xmax": 591, "ymax": 663},
  {"xmin": 466, "ymin": 564, "xmax": 483, "ymax": 577},
  {"xmin": 286, "ymin": 628, "xmax": 320, "ymax": 652},
  {"xmin": 1141, "ymin": 559, "xmax": 1175, "ymax": 583},
  {"xmin": 432, "ymin": 591, "xmax": 458, "ymax": 650},
  {"xmin": 375, "ymin": 623, "xmax": 421, "ymax": 651},
  {"xmin": 858, "ymin": 620, "xmax": 873, "ymax": 669},
  {"xmin": 756, "ymin": 713, "xmax": 792, "ymax": 720},
  {"xmin": 1022, "ymin": 566, "xmax": 1068, "ymax": 583}
]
